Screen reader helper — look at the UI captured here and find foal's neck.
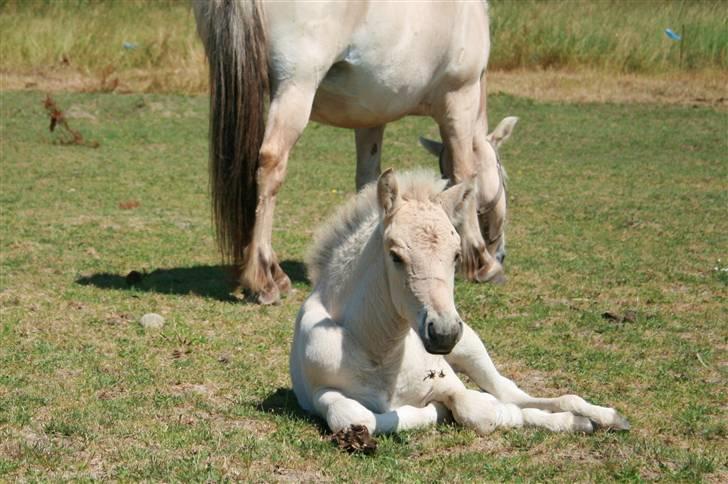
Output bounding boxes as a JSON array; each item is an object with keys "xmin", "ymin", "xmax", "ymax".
[{"xmin": 337, "ymin": 228, "xmax": 410, "ymax": 362}]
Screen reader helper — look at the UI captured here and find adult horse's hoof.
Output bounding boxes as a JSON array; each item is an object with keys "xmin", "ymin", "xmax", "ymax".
[
  {"xmin": 475, "ymin": 261, "xmax": 506, "ymax": 284},
  {"xmin": 255, "ymin": 282, "xmax": 281, "ymax": 305},
  {"xmin": 272, "ymin": 262, "xmax": 292, "ymax": 296}
]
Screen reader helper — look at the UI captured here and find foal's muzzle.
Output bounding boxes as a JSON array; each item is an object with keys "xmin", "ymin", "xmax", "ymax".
[{"xmin": 420, "ymin": 311, "xmax": 464, "ymax": 355}]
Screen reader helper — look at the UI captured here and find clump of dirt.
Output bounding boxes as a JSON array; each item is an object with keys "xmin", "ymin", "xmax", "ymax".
[
  {"xmin": 601, "ymin": 310, "xmax": 638, "ymax": 323},
  {"xmin": 330, "ymin": 425, "xmax": 378, "ymax": 455},
  {"xmin": 118, "ymin": 200, "xmax": 140, "ymax": 210}
]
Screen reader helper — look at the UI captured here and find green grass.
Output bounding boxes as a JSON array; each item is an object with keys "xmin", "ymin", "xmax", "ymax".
[
  {"xmin": 0, "ymin": 90, "xmax": 726, "ymax": 480},
  {"xmin": 0, "ymin": 0, "xmax": 726, "ymax": 94},
  {"xmin": 490, "ymin": 0, "xmax": 728, "ymax": 72}
]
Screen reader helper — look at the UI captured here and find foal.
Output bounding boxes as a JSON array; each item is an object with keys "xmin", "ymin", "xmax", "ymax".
[{"xmin": 290, "ymin": 170, "xmax": 629, "ymax": 435}]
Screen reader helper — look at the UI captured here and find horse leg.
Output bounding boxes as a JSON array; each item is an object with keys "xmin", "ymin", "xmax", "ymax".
[
  {"xmin": 445, "ymin": 324, "xmax": 630, "ymax": 430},
  {"xmin": 354, "ymin": 125, "xmax": 385, "ymax": 191},
  {"xmin": 242, "ymin": 83, "xmax": 315, "ymax": 304},
  {"xmin": 313, "ymin": 388, "xmax": 447, "ymax": 435},
  {"xmin": 434, "ymin": 85, "xmax": 499, "ymax": 282},
  {"xmin": 444, "ymin": 387, "xmax": 594, "ymax": 434}
]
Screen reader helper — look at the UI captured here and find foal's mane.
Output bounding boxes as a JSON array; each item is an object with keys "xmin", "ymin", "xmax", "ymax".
[{"xmin": 306, "ymin": 170, "xmax": 448, "ymax": 286}]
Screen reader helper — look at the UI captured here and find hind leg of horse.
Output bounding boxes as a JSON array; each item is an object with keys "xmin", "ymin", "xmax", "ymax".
[
  {"xmin": 354, "ymin": 125, "xmax": 385, "ymax": 191},
  {"xmin": 241, "ymin": 84, "xmax": 315, "ymax": 304},
  {"xmin": 445, "ymin": 324, "xmax": 630, "ymax": 430},
  {"xmin": 434, "ymin": 85, "xmax": 498, "ymax": 282},
  {"xmin": 313, "ymin": 388, "xmax": 447, "ymax": 435}
]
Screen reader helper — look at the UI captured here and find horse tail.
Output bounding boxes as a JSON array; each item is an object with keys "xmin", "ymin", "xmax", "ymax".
[{"xmin": 200, "ymin": 0, "xmax": 268, "ymax": 263}]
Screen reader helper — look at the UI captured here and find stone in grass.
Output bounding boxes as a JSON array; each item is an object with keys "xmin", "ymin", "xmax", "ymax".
[{"xmin": 140, "ymin": 313, "xmax": 165, "ymax": 330}]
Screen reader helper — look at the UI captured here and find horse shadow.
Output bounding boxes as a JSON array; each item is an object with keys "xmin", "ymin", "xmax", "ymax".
[
  {"xmin": 258, "ymin": 387, "xmax": 411, "ymax": 448},
  {"xmin": 258, "ymin": 387, "xmax": 330, "ymax": 436},
  {"xmin": 76, "ymin": 260, "xmax": 309, "ymax": 302}
]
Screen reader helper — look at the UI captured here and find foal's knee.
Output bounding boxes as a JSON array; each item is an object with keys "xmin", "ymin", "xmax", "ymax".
[
  {"xmin": 448, "ymin": 390, "xmax": 500, "ymax": 435},
  {"xmin": 326, "ymin": 399, "xmax": 376, "ymax": 434}
]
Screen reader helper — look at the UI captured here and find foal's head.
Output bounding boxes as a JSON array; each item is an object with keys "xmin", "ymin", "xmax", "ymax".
[{"xmin": 377, "ymin": 170, "xmax": 473, "ymax": 354}]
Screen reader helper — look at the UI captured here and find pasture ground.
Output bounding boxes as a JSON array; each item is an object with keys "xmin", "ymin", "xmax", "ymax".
[{"xmin": 0, "ymin": 90, "xmax": 726, "ymax": 481}]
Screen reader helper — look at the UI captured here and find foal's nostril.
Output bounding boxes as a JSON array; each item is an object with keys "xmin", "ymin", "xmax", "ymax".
[{"xmin": 426, "ymin": 321, "xmax": 435, "ymax": 340}]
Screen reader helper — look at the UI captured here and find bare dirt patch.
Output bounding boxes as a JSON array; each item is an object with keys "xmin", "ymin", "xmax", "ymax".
[
  {"xmin": 3, "ymin": 66, "xmax": 726, "ymax": 108},
  {"xmin": 489, "ymin": 69, "xmax": 727, "ymax": 108}
]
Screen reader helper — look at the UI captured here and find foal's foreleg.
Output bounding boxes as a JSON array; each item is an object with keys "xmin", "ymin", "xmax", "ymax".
[
  {"xmin": 241, "ymin": 84, "xmax": 315, "ymax": 304},
  {"xmin": 354, "ymin": 125, "xmax": 385, "ymax": 191},
  {"xmin": 313, "ymin": 389, "xmax": 447, "ymax": 435},
  {"xmin": 446, "ymin": 324, "xmax": 629, "ymax": 430}
]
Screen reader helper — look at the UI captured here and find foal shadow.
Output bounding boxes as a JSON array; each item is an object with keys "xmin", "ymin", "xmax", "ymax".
[
  {"xmin": 258, "ymin": 387, "xmax": 329, "ymax": 435},
  {"xmin": 76, "ymin": 260, "xmax": 309, "ymax": 302},
  {"xmin": 258, "ymin": 388, "xmax": 411, "ymax": 449}
]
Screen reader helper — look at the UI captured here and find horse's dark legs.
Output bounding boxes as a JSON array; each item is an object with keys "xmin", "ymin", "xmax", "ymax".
[
  {"xmin": 354, "ymin": 125, "xmax": 385, "ymax": 191},
  {"xmin": 241, "ymin": 83, "xmax": 315, "ymax": 304}
]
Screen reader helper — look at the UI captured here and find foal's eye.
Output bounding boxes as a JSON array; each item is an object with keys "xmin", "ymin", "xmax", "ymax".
[{"xmin": 390, "ymin": 251, "xmax": 404, "ymax": 265}]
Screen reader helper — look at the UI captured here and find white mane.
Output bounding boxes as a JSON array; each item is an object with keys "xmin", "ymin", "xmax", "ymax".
[{"xmin": 306, "ymin": 170, "xmax": 448, "ymax": 291}]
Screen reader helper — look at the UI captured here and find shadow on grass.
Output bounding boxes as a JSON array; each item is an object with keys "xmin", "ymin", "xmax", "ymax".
[
  {"xmin": 76, "ymin": 260, "xmax": 309, "ymax": 302},
  {"xmin": 259, "ymin": 387, "xmax": 329, "ymax": 436},
  {"xmin": 258, "ymin": 387, "xmax": 411, "ymax": 449}
]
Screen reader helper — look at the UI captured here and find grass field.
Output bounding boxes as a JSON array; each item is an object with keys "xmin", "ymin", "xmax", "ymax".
[
  {"xmin": 0, "ymin": 90, "xmax": 726, "ymax": 480},
  {"xmin": 1, "ymin": 0, "xmax": 726, "ymax": 95}
]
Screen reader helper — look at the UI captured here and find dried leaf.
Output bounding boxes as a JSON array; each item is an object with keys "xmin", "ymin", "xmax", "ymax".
[
  {"xmin": 330, "ymin": 425, "xmax": 377, "ymax": 454},
  {"xmin": 118, "ymin": 200, "xmax": 140, "ymax": 210}
]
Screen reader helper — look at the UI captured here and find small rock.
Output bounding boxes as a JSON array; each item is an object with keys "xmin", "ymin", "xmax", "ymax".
[{"xmin": 140, "ymin": 313, "xmax": 164, "ymax": 329}]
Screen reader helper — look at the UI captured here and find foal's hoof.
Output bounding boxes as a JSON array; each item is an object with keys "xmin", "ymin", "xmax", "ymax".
[
  {"xmin": 571, "ymin": 415, "xmax": 595, "ymax": 434},
  {"xmin": 597, "ymin": 412, "xmax": 631, "ymax": 432}
]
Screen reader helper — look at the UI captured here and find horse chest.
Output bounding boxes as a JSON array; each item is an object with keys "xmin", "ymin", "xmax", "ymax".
[{"xmin": 354, "ymin": 336, "xmax": 447, "ymax": 411}]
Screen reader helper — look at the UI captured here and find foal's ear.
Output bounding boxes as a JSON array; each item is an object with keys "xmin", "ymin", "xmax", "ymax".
[
  {"xmin": 437, "ymin": 177, "xmax": 475, "ymax": 224},
  {"xmin": 418, "ymin": 137, "xmax": 444, "ymax": 157},
  {"xmin": 486, "ymin": 116, "xmax": 519, "ymax": 149},
  {"xmin": 377, "ymin": 168, "xmax": 401, "ymax": 217}
]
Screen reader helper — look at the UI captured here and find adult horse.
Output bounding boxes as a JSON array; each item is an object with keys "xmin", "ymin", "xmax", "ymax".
[
  {"xmin": 291, "ymin": 169, "xmax": 629, "ymax": 435},
  {"xmin": 193, "ymin": 0, "xmax": 513, "ymax": 304}
]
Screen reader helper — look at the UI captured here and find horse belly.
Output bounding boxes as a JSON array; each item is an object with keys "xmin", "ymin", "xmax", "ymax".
[{"xmin": 311, "ymin": 66, "xmax": 428, "ymax": 128}]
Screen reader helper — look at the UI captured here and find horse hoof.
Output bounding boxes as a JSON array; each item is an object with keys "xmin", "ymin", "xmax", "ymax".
[
  {"xmin": 601, "ymin": 412, "xmax": 630, "ymax": 432},
  {"xmin": 474, "ymin": 265, "xmax": 506, "ymax": 284},
  {"xmin": 255, "ymin": 283, "xmax": 281, "ymax": 305},
  {"xmin": 274, "ymin": 272, "xmax": 292, "ymax": 296},
  {"xmin": 572, "ymin": 416, "xmax": 594, "ymax": 434}
]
